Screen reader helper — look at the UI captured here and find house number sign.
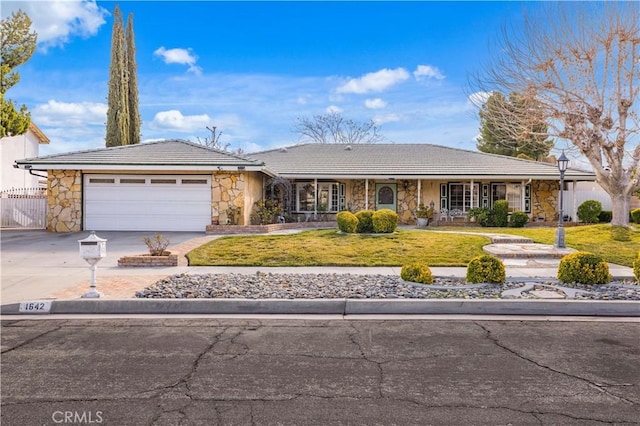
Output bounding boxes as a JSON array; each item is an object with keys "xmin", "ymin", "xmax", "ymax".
[{"xmin": 19, "ymin": 301, "xmax": 52, "ymax": 314}]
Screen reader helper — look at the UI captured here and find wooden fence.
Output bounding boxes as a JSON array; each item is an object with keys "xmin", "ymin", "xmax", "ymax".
[{"xmin": 1, "ymin": 187, "xmax": 46, "ymax": 229}]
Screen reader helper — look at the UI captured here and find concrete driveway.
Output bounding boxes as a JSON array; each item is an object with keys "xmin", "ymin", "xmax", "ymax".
[{"xmin": 1, "ymin": 229, "xmax": 204, "ymax": 304}]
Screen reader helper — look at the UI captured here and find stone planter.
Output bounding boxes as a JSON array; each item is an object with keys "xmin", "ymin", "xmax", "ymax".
[
  {"xmin": 118, "ymin": 252, "xmax": 178, "ymax": 267},
  {"xmin": 416, "ymin": 218, "xmax": 429, "ymax": 227}
]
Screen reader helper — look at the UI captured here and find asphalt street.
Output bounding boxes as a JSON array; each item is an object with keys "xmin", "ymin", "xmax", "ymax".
[{"xmin": 1, "ymin": 318, "xmax": 639, "ymax": 425}]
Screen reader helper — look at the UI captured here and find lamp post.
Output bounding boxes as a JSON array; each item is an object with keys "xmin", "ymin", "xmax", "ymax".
[{"xmin": 554, "ymin": 151, "xmax": 569, "ymax": 249}]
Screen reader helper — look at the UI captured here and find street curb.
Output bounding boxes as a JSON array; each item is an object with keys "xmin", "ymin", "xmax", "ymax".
[{"xmin": 1, "ymin": 299, "xmax": 638, "ymax": 316}]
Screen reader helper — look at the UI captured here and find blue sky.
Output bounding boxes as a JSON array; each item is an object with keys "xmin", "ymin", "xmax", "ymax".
[{"xmin": 4, "ymin": 1, "xmax": 531, "ymax": 156}]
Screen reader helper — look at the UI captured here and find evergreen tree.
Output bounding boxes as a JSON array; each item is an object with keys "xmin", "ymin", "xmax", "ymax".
[
  {"xmin": 105, "ymin": 4, "xmax": 139, "ymax": 147},
  {"xmin": 477, "ymin": 91, "xmax": 553, "ymax": 160},
  {"xmin": 0, "ymin": 10, "xmax": 37, "ymax": 138},
  {"xmin": 125, "ymin": 13, "xmax": 140, "ymax": 145}
]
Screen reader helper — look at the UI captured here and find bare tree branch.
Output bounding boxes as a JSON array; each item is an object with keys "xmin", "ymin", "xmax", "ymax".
[{"xmin": 292, "ymin": 112, "xmax": 384, "ymax": 144}]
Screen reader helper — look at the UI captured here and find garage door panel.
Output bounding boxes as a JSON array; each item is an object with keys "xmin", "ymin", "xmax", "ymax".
[{"xmin": 84, "ymin": 174, "xmax": 212, "ymax": 232}]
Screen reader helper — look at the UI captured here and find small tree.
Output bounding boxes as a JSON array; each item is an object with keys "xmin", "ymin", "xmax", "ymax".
[
  {"xmin": 1, "ymin": 10, "xmax": 37, "ymax": 137},
  {"xmin": 293, "ymin": 112, "xmax": 384, "ymax": 144}
]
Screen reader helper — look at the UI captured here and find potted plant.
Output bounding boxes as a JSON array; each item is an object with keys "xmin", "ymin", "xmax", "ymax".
[{"xmin": 415, "ymin": 203, "xmax": 434, "ymax": 226}]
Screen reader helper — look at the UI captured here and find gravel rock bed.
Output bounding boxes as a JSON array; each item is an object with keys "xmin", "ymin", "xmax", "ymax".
[{"xmin": 135, "ymin": 273, "xmax": 640, "ymax": 300}]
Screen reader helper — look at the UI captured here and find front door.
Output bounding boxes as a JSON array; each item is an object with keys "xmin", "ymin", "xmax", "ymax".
[{"xmin": 375, "ymin": 183, "xmax": 397, "ymax": 211}]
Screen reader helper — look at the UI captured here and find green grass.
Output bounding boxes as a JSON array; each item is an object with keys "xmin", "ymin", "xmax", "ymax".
[
  {"xmin": 187, "ymin": 229, "xmax": 489, "ymax": 267},
  {"xmin": 186, "ymin": 225, "xmax": 640, "ymax": 267},
  {"xmin": 437, "ymin": 224, "xmax": 640, "ymax": 267}
]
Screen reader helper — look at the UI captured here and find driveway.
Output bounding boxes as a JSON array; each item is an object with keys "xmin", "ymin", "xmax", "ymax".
[{"xmin": 1, "ymin": 230, "xmax": 204, "ymax": 304}]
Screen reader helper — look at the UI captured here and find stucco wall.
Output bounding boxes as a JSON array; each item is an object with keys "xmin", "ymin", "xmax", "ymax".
[
  {"xmin": 47, "ymin": 170, "xmax": 82, "ymax": 232},
  {"xmin": 1, "ymin": 131, "xmax": 43, "ymax": 189}
]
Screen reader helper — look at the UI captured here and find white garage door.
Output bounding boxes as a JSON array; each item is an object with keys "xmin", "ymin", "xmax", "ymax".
[{"xmin": 84, "ymin": 174, "xmax": 211, "ymax": 231}]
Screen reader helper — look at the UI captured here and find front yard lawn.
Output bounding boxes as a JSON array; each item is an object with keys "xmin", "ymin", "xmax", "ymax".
[
  {"xmin": 186, "ymin": 225, "xmax": 639, "ymax": 267},
  {"xmin": 186, "ymin": 229, "xmax": 489, "ymax": 267}
]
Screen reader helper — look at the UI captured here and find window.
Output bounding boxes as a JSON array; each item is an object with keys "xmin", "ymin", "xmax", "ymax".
[
  {"xmin": 448, "ymin": 183, "xmax": 479, "ymax": 211},
  {"xmin": 491, "ymin": 183, "xmax": 522, "ymax": 211},
  {"xmin": 293, "ymin": 182, "xmax": 344, "ymax": 212}
]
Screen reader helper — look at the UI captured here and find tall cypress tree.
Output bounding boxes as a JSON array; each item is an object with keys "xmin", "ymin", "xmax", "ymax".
[
  {"xmin": 105, "ymin": 4, "xmax": 141, "ymax": 147},
  {"xmin": 125, "ymin": 13, "xmax": 140, "ymax": 145}
]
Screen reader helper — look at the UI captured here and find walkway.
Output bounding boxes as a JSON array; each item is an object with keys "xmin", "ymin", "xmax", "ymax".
[{"xmin": 45, "ymin": 228, "xmax": 634, "ymax": 301}]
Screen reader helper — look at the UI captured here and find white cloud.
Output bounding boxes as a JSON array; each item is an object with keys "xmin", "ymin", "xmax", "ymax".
[
  {"xmin": 326, "ymin": 105, "xmax": 343, "ymax": 114},
  {"xmin": 153, "ymin": 47, "xmax": 202, "ymax": 75},
  {"xmin": 150, "ymin": 110, "xmax": 211, "ymax": 132},
  {"xmin": 468, "ymin": 91, "xmax": 492, "ymax": 107},
  {"xmin": 3, "ymin": 0, "xmax": 109, "ymax": 51},
  {"xmin": 364, "ymin": 98, "xmax": 387, "ymax": 109},
  {"xmin": 413, "ymin": 65, "xmax": 445, "ymax": 81},
  {"xmin": 373, "ymin": 113, "xmax": 403, "ymax": 125},
  {"xmin": 33, "ymin": 99, "xmax": 107, "ymax": 126},
  {"xmin": 336, "ymin": 68, "xmax": 410, "ymax": 94}
]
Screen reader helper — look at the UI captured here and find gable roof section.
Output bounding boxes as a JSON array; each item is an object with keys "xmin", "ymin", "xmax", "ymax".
[
  {"xmin": 29, "ymin": 122, "xmax": 50, "ymax": 144},
  {"xmin": 248, "ymin": 143, "xmax": 596, "ymax": 180},
  {"xmin": 16, "ymin": 139, "xmax": 266, "ymax": 172}
]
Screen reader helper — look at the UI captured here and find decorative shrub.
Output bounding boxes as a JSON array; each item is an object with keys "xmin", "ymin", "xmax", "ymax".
[
  {"xmin": 355, "ymin": 210, "xmax": 375, "ymax": 233},
  {"xmin": 598, "ymin": 210, "xmax": 612, "ymax": 223},
  {"xmin": 631, "ymin": 208, "xmax": 640, "ymax": 224},
  {"xmin": 633, "ymin": 252, "xmax": 640, "ymax": 282},
  {"xmin": 466, "ymin": 255, "xmax": 506, "ymax": 284},
  {"xmin": 372, "ymin": 209, "xmax": 398, "ymax": 233},
  {"xmin": 557, "ymin": 252, "xmax": 611, "ymax": 285},
  {"xmin": 250, "ymin": 199, "xmax": 279, "ymax": 225},
  {"xmin": 400, "ymin": 263, "xmax": 434, "ymax": 285},
  {"xmin": 336, "ymin": 211, "xmax": 358, "ymax": 233},
  {"xmin": 492, "ymin": 200, "xmax": 509, "ymax": 227},
  {"xmin": 509, "ymin": 211, "xmax": 529, "ymax": 228},
  {"xmin": 143, "ymin": 233, "xmax": 170, "ymax": 256},
  {"xmin": 576, "ymin": 200, "xmax": 602, "ymax": 224}
]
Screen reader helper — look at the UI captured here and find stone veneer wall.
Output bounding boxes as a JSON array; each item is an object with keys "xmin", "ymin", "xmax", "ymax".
[
  {"xmin": 211, "ymin": 172, "xmax": 245, "ymax": 225},
  {"xmin": 47, "ymin": 169, "xmax": 82, "ymax": 232},
  {"xmin": 531, "ymin": 180, "xmax": 559, "ymax": 222},
  {"xmin": 349, "ymin": 179, "xmax": 418, "ymax": 224}
]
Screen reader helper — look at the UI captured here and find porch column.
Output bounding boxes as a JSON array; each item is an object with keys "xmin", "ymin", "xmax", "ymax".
[
  {"xmin": 417, "ymin": 179, "xmax": 421, "ymax": 205},
  {"xmin": 521, "ymin": 180, "xmax": 526, "ymax": 212},
  {"xmin": 365, "ymin": 179, "xmax": 369, "ymax": 210},
  {"xmin": 572, "ymin": 180, "xmax": 577, "ymax": 222},
  {"xmin": 470, "ymin": 180, "xmax": 474, "ymax": 210},
  {"xmin": 314, "ymin": 178, "xmax": 318, "ymax": 219}
]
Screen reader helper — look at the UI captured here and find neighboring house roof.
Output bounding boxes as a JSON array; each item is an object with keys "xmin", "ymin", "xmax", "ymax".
[
  {"xmin": 15, "ymin": 139, "xmax": 267, "ymax": 172},
  {"xmin": 29, "ymin": 122, "xmax": 50, "ymax": 144},
  {"xmin": 248, "ymin": 143, "xmax": 596, "ymax": 180}
]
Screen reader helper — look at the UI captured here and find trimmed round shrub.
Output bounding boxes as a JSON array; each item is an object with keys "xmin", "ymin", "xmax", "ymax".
[
  {"xmin": 509, "ymin": 211, "xmax": 529, "ymax": 228},
  {"xmin": 355, "ymin": 210, "xmax": 375, "ymax": 233},
  {"xmin": 466, "ymin": 255, "xmax": 506, "ymax": 284},
  {"xmin": 400, "ymin": 263, "xmax": 434, "ymax": 285},
  {"xmin": 492, "ymin": 200, "xmax": 509, "ymax": 227},
  {"xmin": 631, "ymin": 208, "xmax": 640, "ymax": 224},
  {"xmin": 633, "ymin": 252, "xmax": 640, "ymax": 283},
  {"xmin": 557, "ymin": 252, "xmax": 611, "ymax": 285},
  {"xmin": 336, "ymin": 211, "xmax": 358, "ymax": 233},
  {"xmin": 372, "ymin": 209, "xmax": 398, "ymax": 233},
  {"xmin": 598, "ymin": 210, "xmax": 612, "ymax": 223},
  {"xmin": 576, "ymin": 200, "xmax": 602, "ymax": 224}
]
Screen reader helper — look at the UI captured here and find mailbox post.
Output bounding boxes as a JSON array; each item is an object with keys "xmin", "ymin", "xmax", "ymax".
[{"xmin": 78, "ymin": 231, "xmax": 107, "ymax": 298}]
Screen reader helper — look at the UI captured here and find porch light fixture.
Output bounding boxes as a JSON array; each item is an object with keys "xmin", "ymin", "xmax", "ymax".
[
  {"xmin": 403, "ymin": 180, "xmax": 409, "ymax": 190},
  {"xmin": 554, "ymin": 151, "xmax": 569, "ymax": 249}
]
